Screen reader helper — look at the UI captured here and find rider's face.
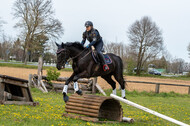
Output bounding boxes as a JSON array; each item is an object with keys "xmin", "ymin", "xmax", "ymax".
[{"xmin": 86, "ymin": 26, "xmax": 92, "ymax": 31}]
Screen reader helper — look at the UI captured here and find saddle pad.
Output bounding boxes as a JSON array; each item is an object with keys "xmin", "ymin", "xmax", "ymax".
[
  {"xmin": 104, "ymin": 55, "xmax": 112, "ymax": 64},
  {"xmin": 92, "ymin": 52, "xmax": 112, "ymax": 64}
]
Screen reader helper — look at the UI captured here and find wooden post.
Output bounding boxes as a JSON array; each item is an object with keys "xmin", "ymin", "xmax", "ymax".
[
  {"xmin": 155, "ymin": 84, "xmax": 160, "ymax": 93},
  {"xmin": 37, "ymin": 57, "xmax": 48, "ymax": 93},
  {"xmin": 92, "ymin": 78, "xmax": 97, "ymax": 94},
  {"xmin": 38, "ymin": 57, "xmax": 43, "ymax": 87},
  {"xmin": 28, "ymin": 74, "xmax": 33, "ymax": 87},
  {"xmin": 0, "ymin": 79, "xmax": 5, "ymax": 103},
  {"xmin": 188, "ymin": 86, "xmax": 190, "ymax": 95}
]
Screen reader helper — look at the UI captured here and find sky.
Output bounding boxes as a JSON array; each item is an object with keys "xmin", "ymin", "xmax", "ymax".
[{"xmin": 0, "ymin": 0, "xmax": 190, "ymax": 62}]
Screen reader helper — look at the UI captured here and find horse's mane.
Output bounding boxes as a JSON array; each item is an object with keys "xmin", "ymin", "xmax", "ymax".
[{"xmin": 65, "ymin": 42, "xmax": 85, "ymax": 50}]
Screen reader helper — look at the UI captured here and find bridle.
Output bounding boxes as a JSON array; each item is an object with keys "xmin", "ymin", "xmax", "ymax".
[
  {"xmin": 56, "ymin": 48, "xmax": 92, "ymax": 63},
  {"xmin": 56, "ymin": 48, "xmax": 70, "ymax": 64}
]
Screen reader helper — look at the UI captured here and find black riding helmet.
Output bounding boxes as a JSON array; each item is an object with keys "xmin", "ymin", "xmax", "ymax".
[{"xmin": 85, "ymin": 21, "xmax": 93, "ymax": 27}]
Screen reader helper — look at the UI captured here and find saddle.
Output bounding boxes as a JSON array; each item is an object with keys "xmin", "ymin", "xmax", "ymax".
[{"xmin": 91, "ymin": 50, "xmax": 112, "ymax": 64}]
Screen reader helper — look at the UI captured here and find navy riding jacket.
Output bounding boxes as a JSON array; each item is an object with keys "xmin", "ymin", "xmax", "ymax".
[{"xmin": 81, "ymin": 28, "xmax": 102, "ymax": 47}]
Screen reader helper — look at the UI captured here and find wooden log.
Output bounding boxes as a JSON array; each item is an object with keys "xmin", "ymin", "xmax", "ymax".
[
  {"xmin": 0, "ymin": 75, "xmax": 28, "ymax": 83},
  {"xmin": 155, "ymin": 84, "xmax": 160, "ymax": 94},
  {"xmin": 122, "ymin": 117, "xmax": 135, "ymax": 123},
  {"xmin": 65, "ymin": 108, "xmax": 98, "ymax": 117},
  {"xmin": 33, "ymin": 74, "xmax": 92, "ymax": 84},
  {"xmin": 57, "ymin": 77, "xmax": 90, "ymax": 83},
  {"xmin": 21, "ymin": 87, "xmax": 30, "ymax": 101},
  {"xmin": 68, "ymin": 99, "xmax": 102, "ymax": 106},
  {"xmin": 2, "ymin": 79, "xmax": 28, "ymax": 88},
  {"xmin": 54, "ymin": 89, "xmax": 92, "ymax": 94},
  {"xmin": 66, "ymin": 105, "xmax": 99, "ymax": 114},
  {"xmin": 2, "ymin": 101, "xmax": 39, "ymax": 106},
  {"xmin": 69, "ymin": 96, "xmax": 103, "ymax": 103},
  {"xmin": 12, "ymin": 95, "xmax": 26, "ymax": 101},
  {"xmin": 92, "ymin": 78, "xmax": 97, "ymax": 94},
  {"xmin": 65, "ymin": 94, "xmax": 123, "ymax": 122},
  {"xmin": 66, "ymin": 102, "xmax": 99, "ymax": 110},
  {"xmin": 62, "ymin": 113, "xmax": 99, "ymax": 122}
]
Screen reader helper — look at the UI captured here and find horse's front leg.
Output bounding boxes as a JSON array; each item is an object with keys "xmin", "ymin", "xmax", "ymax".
[
  {"xmin": 62, "ymin": 73, "xmax": 75, "ymax": 102},
  {"xmin": 73, "ymin": 71, "xmax": 89, "ymax": 95}
]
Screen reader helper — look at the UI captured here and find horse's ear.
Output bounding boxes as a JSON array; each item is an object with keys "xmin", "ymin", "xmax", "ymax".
[
  {"xmin": 61, "ymin": 42, "xmax": 65, "ymax": 48},
  {"xmin": 55, "ymin": 42, "xmax": 59, "ymax": 47}
]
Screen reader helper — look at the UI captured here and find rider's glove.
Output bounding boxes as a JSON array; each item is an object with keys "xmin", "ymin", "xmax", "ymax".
[{"xmin": 86, "ymin": 45, "xmax": 89, "ymax": 48}]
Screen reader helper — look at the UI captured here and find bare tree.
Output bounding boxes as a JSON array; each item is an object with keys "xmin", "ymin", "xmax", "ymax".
[
  {"xmin": 0, "ymin": 34, "xmax": 13, "ymax": 61},
  {"xmin": 11, "ymin": 38, "xmax": 24, "ymax": 61},
  {"xmin": 12, "ymin": 0, "xmax": 64, "ymax": 64},
  {"xmin": 127, "ymin": 16, "xmax": 163, "ymax": 75},
  {"xmin": 171, "ymin": 58, "xmax": 185, "ymax": 74},
  {"xmin": 188, "ymin": 43, "xmax": 190, "ymax": 58}
]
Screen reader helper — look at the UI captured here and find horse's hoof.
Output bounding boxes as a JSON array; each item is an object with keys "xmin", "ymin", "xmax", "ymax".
[
  {"xmin": 76, "ymin": 90, "xmax": 83, "ymax": 95},
  {"xmin": 123, "ymin": 97, "xmax": 127, "ymax": 99},
  {"xmin": 63, "ymin": 93, "xmax": 69, "ymax": 103}
]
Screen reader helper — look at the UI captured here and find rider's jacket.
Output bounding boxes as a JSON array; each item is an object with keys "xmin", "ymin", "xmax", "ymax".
[{"xmin": 81, "ymin": 28, "xmax": 102, "ymax": 47}]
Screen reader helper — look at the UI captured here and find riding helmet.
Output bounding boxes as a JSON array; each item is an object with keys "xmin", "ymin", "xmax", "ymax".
[{"xmin": 85, "ymin": 21, "xmax": 93, "ymax": 27}]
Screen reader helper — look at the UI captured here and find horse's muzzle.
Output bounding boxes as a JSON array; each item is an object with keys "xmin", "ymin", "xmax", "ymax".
[{"xmin": 56, "ymin": 64, "xmax": 65, "ymax": 70}]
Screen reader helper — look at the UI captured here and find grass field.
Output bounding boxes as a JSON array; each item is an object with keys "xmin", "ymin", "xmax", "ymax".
[{"xmin": 0, "ymin": 89, "xmax": 190, "ymax": 126}]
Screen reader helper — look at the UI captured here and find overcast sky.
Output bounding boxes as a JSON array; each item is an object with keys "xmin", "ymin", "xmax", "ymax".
[{"xmin": 0, "ymin": 0, "xmax": 190, "ymax": 62}]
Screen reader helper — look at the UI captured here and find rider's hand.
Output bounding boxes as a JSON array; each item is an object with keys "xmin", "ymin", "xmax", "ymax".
[{"xmin": 86, "ymin": 45, "xmax": 89, "ymax": 48}]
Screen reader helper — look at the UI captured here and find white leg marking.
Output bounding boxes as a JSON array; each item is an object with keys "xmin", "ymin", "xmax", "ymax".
[
  {"xmin": 74, "ymin": 82, "xmax": 79, "ymax": 91},
  {"xmin": 62, "ymin": 85, "xmax": 68, "ymax": 94},
  {"xmin": 112, "ymin": 88, "xmax": 116, "ymax": 95},
  {"xmin": 122, "ymin": 89, "xmax": 126, "ymax": 98}
]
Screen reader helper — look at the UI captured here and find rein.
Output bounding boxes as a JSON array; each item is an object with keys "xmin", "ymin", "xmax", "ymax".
[
  {"xmin": 68, "ymin": 49, "xmax": 92, "ymax": 62},
  {"xmin": 57, "ymin": 47, "xmax": 92, "ymax": 63}
]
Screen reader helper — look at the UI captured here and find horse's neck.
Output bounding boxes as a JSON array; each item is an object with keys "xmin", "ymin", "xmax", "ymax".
[{"xmin": 69, "ymin": 47, "xmax": 86, "ymax": 59}]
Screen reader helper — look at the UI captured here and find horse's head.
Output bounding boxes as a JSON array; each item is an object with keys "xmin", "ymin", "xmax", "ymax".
[{"xmin": 55, "ymin": 42, "xmax": 70, "ymax": 70}]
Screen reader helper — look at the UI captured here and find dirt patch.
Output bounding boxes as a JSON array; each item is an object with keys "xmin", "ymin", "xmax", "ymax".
[{"xmin": 0, "ymin": 67, "xmax": 189, "ymax": 94}]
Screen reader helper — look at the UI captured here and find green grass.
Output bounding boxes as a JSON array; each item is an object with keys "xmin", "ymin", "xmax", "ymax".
[
  {"xmin": 0, "ymin": 63, "xmax": 72, "ymax": 71},
  {"xmin": 0, "ymin": 89, "xmax": 190, "ymax": 126}
]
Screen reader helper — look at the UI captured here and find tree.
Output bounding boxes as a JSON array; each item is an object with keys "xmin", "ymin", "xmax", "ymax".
[
  {"xmin": 0, "ymin": 17, "xmax": 5, "ymax": 33},
  {"xmin": 0, "ymin": 34, "xmax": 13, "ymax": 61},
  {"xmin": 188, "ymin": 43, "xmax": 190, "ymax": 58},
  {"xmin": 12, "ymin": 0, "xmax": 64, "ymax": 64},
  {"xmin": 127, "ymin": 16, "xmax": 163, "ymax": 75},
  {"xmin": 11, "ymin": 38, "xmax": 24, "ymax": 61},
  {"xmin": 171, "ymin": 58, "xmax": 185, "ymax": 74}
]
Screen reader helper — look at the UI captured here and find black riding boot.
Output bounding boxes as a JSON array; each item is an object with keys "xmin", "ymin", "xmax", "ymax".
[{"xmin": 98, "ymin": 52, "xmax": 109, "ymax": 71}]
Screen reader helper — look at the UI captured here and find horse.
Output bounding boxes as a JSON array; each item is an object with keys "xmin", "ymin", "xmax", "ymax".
[{"xmin": 56, "ymin": 42, "xmax": 126, "ymax": 102}]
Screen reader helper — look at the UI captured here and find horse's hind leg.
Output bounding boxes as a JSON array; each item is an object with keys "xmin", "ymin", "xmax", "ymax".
[
  {"xmin": 114, "ymin": 73, "xmax": 126, "ymax": 99},
  {"xmin": 101, "ymin": 75, "xmax": 117, "ymax": 95}
]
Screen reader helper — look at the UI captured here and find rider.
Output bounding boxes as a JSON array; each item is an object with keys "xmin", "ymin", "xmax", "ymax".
[{"xmin": 81, "ymin": 21, "xmax": 109, "ymax": 71}]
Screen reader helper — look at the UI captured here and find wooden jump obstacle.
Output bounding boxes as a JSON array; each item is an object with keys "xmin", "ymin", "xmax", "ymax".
[
  {"xmin": 0, "ymin": 75, "xmax": 38, "ymax": 106},
  {"xmin": 62, "ymin": 94, "xmax": 134, "ymax": 123},
  {"xmin": 111, "ymin": 94, "xmax": 189, "ymax": 126},
  {"xmin": 31, "ymin": 75, "xmax": 104, "ymax": 95}
]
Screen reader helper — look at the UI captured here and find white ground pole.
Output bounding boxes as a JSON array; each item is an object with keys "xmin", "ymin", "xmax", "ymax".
[{"xmin": 110, "ymin": 94, "xmax": 189, "ymax": 126}]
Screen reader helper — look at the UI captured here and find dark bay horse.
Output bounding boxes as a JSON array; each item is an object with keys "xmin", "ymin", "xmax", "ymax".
[{"xmin": 56, "ymin": 42, "xmax": 126, "ymax": 102}]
